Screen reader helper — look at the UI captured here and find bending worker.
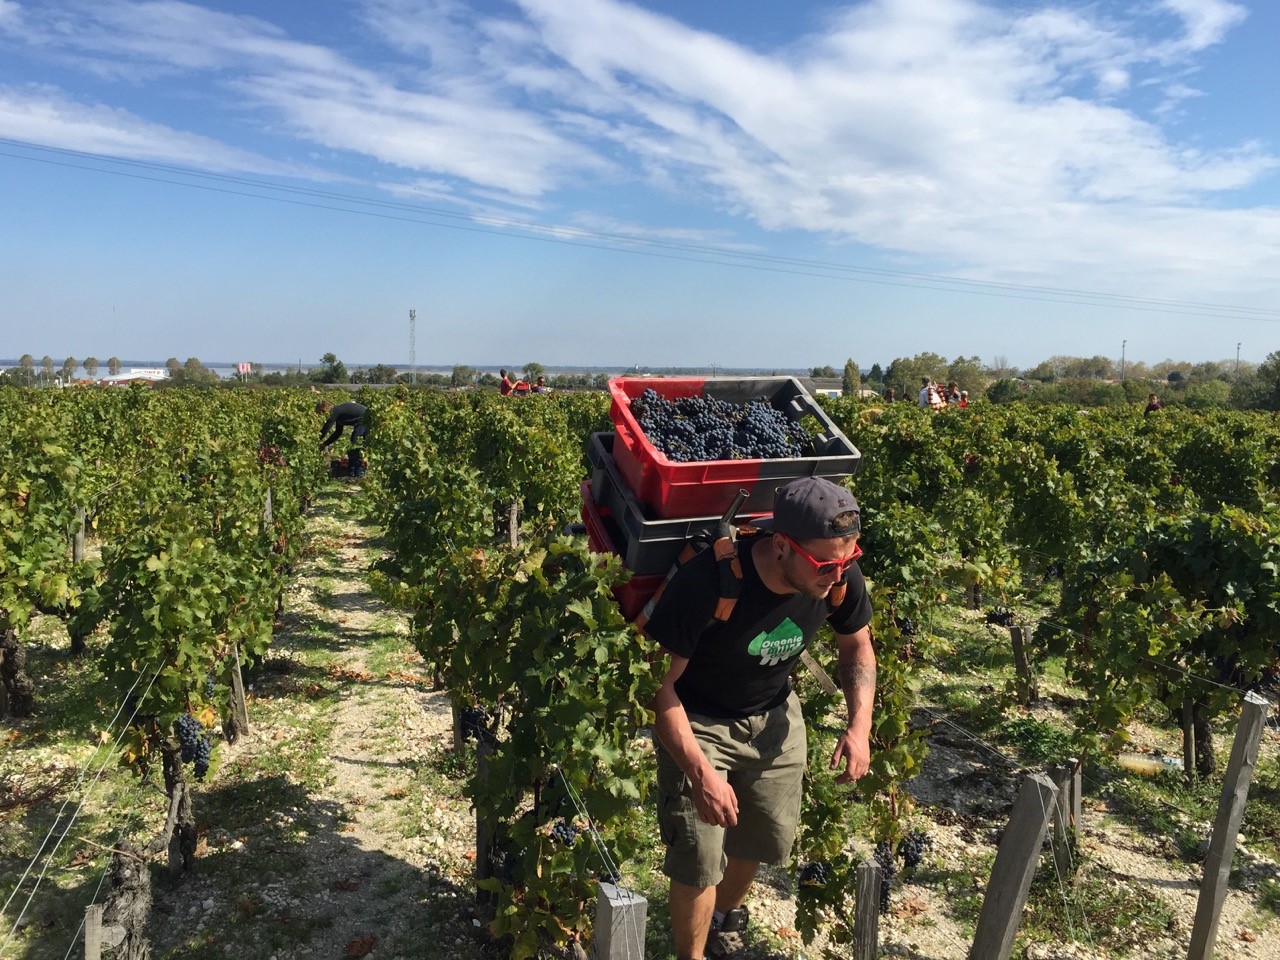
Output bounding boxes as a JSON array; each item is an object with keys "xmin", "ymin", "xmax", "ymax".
[
  {"xmin": 642, "ymin": 476, "xmax": 876, "ymax": 960},
  {"xmin": 317, "ymin": 399, "xmax": 368, "ymax": 448}
]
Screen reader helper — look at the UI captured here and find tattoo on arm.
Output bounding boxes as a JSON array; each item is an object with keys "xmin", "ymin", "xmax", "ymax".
[{"xmin": 838, "ymin": 656, "xmax": 876, "ymax": 717}]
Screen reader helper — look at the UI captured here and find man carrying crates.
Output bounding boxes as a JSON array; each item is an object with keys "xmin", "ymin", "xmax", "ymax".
[{"xmin": 642, "ymin": 476, "xmax": 876, "ymax": 960}]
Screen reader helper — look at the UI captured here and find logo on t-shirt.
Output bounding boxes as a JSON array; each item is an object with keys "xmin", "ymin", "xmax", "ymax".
[{"xmin": 747, "ymin": 618, "xmax": 805, "ymax": 666}]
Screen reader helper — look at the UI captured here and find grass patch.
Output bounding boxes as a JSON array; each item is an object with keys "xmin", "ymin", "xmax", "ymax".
[{"xmin": 1020, "ymin": 868, "xmax": 1177, "ymax": 956}]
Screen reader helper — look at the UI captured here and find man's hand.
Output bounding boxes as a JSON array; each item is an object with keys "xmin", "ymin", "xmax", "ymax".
[
  {"xmin": 830, "ymin": 728, "xmax": 871, "ymax": 784},
  {"xmin": 691, "ymin": 767, "xmax": 739, "ymax": 827}
]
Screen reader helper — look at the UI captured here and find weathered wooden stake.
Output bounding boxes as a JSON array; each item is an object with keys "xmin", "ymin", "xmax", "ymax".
[
  {"xmin": 263, "ymin": 488, "xmax": 274, "ymax": 526},
  {"xmin": 1008, "ymin": 626, "xmax": 1037, "ymax": 706},
  {"xmin": 84, "ymin": 903, "xmax": 103, "ymax": 960},
  {"xmin": 227, "ymin": 644, "xmax": 250, "ymax": 743},
  {"xmin": 969, "ymin": 773, "xmax": 1058, "ymax": 960},
  {"xmin": 967, "ymin": 582, "xmax": 982, "ymax": 610},
  {"xmin": 594, "ymin": 881, "xmax": 647, "ymax": 960},
  {"xmin": 1187, "ymin": 692, "xmax": 1272, "ymax": 960},
  {"xmin": 853, "ymin": 859, "xmax": 882, "ymax": 960},
  {"xmin": 73, "ymin": 507, "xmax": 86, "ymax": 562},
  {"xmin": 1049, "ymin": 760, "xmax": 1079, "ymax": 879},
  {"xmin": 508, "ymin": 500, "xmax": 520, "ymax": 549},
  {"xmin": 451, "ymin": 700, "xmax": 465, "ymax": 755},
  {"xmin": 475, "ymin": 738, "xmax": 498, "ymax": 912},
  {"xmin": 798, "ymin": 650, "xmax": 839, "ymax": 696},
  {"xmin": 1181, "ymin": 698, "xmax": 1197, "ymax": 786}
]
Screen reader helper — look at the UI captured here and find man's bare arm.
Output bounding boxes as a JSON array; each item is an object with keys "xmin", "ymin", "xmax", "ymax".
[
  {"xmin": 829, "ymin": 625, "xmax": 876, "ymax": 782},
  {"xmin": 652, "ymin": 653, "xmax": 739, "ymax": 827}
]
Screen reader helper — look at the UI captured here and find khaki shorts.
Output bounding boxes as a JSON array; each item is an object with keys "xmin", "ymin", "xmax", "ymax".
[{"xmin": 655, "ymin": 692, "xmax": 806, "ymax": 888}]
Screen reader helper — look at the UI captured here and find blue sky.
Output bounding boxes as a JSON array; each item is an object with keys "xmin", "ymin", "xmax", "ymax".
[{"xmin": 1, "ymin": 0, "xmax": 1278, "ymax": 370}]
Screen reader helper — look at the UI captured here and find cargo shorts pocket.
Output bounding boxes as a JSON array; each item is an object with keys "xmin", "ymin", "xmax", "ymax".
[{"xmin": 656, "ymin": 760, "xmax": 695, "ymax": 847}]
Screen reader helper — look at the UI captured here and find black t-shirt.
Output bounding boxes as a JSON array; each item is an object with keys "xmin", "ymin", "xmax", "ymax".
[
  {"xmin": 643, "ymin": 534, "xmax": 872, "ymax": 719},
  {"xmin": 324, "ymin": 402, "xmax": 367, "ymax": 429}
]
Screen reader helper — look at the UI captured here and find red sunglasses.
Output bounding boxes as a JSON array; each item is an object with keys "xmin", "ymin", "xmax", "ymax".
[{"xmin": 779, "ymin": 534, "xmax": 863, "ymax": 577}]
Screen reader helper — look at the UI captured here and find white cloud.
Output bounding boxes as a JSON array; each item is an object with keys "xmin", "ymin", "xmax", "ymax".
[
  {"xmin": 0, "ymin": 84, "xmax": 292, "ymax": 173},
  {"xmin": 1157, "ymin": 0, "xmax": 1247, "ymax": 52},
  {"xmin": 505, "ymin": 0, "xmax": 1278, "ymax": 298}
]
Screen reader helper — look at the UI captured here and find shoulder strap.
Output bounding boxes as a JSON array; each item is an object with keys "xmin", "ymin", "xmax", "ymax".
[{"xmin": 633, "ymin": 532, "xmax": 743, "ymax": 629}]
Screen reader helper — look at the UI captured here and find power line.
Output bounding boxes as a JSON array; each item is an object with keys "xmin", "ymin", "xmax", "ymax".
[{"xmin": 3, "ymin": 137, "xmax": 1280, "ymax": 325}]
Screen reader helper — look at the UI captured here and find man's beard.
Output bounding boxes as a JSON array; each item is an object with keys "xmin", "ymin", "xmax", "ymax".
[{"xmin": 782, "ymin": 559, "xmax": 833, "ymax": 600}]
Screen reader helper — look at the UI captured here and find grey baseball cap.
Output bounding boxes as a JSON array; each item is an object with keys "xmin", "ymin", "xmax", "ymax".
[{"xmin": 753, "ymin": 477, "xmax": 861, "ymax": 539}]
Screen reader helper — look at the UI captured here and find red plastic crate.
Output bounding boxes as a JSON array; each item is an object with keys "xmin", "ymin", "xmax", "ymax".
[
  {"xmin": 580, "ymin": 481, "xmax": 664, "ymax": 621},
  {"xmin": 607, "ymin": 376, "xmax": 861, "ymax": 518}
]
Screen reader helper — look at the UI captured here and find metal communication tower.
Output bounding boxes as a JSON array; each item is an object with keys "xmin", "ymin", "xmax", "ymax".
[{"xmin": 409, "ymin": 309, "xmax": 416, "ymax": 383}]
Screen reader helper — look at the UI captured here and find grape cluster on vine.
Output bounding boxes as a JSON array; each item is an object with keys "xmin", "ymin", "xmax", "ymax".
[
  {"xmin": 896, "ymin": 830, "xmax": 932, "ymax": 873},
  {"xmin": 797, "ymin": 861, "xmax": 831, "ymax": 889},
  {"xmin": 873, "ymin": 840, "xmax": 897, "ymax": 914},
  {"xmin": 984, "ymin": 607, "xmax": 1016, "ymax": 628},
  {"xmin": 629, "ymin": 389, "xmax": 814, "ymax": 462},
  {"xmin": 174, "ymin": 712, "xmax": 213, "ymax": 781},
  {"xmin": 550, "ymin": 819, "xmax": 580, "ymax": 846},
  {"xmin": 894, "ymin": 616, "xmax": 917, "ymax": 637},
  {"xmin": 459, "ymin": 705, "xmax": 492, "ymax": 742}
]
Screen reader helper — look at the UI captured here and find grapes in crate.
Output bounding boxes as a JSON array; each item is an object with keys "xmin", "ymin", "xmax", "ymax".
[{"xmin": 629, "ymin": 389, "xmax": 815, "ymax": 463}]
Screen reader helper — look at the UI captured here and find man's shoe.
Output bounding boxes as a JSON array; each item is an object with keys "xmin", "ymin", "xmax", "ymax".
[{"xmin": 707, "ymin": 905, "xmax": 749, "ymax": 959}]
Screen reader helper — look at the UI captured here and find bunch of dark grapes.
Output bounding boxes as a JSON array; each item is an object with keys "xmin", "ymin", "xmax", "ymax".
[
  {"xmin": 550, "ymin": 819, "xmax": 580, "ymax": 846},
  {"xmin": 193, "ymin": 736, "xmax": 212, "ymax": 780},
  {"xmin": 204, "ymin": 676, "xmax": 216, "ymax": 699},
  {"xmin": 984, "ymin": 607, "xmax": 1016, "ymax": 628},
  {"xmin": 175, "ymin": 713, "xmax": 202, "ymax": 763},
  {"xmin": 797, "ymin": 861, "xmax": 831, "ymax": 889},
  {"xmin": 459, "ymin": 706, "xmax": 492, "ymax": 742},
  {"xmin": 122, "ymin": 693, "xmax": 154, "ymax": 727},
  {"xmin": 897, "ymin": 830, "xmax": 932, "ymax": 873},
  {"xmin": 174, "ymin": 713, "xmax": 213, "ymax": 780},
  {"xmin": 1046, "ymin": 564, "xmax": 1064, "ymax": 580},
  {"xmin": 628, "ymin": 389, "xmax": 814, "ymax": 463},
  {"xmin": 894, "ymin": 617, "xmax": 917, "ymax": 637},
  {"xmin": 873, "ymin": 840, "xmax": 898, "ymax": 914}
]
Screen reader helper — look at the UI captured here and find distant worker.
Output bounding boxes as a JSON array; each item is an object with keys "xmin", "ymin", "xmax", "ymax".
[
  {"xmin": 500, "ymin": 369, "xmax": 515, "ymax": 396},
  {"xmin": 945, "ymin": 381, "xmax": 961, "ymax": 405},
  {"xmin": 1144, "ymin": 393, "xmax": 1163, "ymax": 417},
  {"xmin": 959, "ymin": 390, "xmax": 969, "ymax": 409},
  {"xmin": 918, "ymin": 377, "xmax": 943, "ymax": 410},
  {"xmin": 531, "ymin": 375, "xmax": 549, "ymax": 394},
  {"xmin": 883, "ymin": 387, "xmax": 895, "ymax": 403},
  {"xmin": 318, "ymin": 400, "xmax": 369, "ymax": 478}
]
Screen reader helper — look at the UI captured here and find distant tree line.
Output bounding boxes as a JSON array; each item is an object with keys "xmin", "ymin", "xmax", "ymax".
[
  {"xmin": 827, "ymin": 351, "xmax": 1276, "ymax": 412},
  {"xmin": 5, "ymin": 348, "xmax": 1280, "ymax": 410}
]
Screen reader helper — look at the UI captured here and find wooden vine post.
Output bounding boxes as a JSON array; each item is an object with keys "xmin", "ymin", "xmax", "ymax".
[
  {"xmin": 224, "ymin": 645, "xmax": 251, "ymax": 744},
  {"xmin": 969, "ymin": 773, "xmax": 1059, "ymax": 960},
  {"xmin": 69, "ymin": 507, "xmax": 89, "ymax": 655},
  {"xmin": 73, "ymin": 506, "xmax": 86, "ymax": 562},
  {"xmin": 1187, "ymin": 692, "xmax": 1272, "ymax": 960},
  {"xmin": 1048, "ymin": 759, "xmax": 1082, "ymax": 878},
  {"xmin": 1180, "ymin": 698, "xmax": 1197, "ymax": 786},
  {"xmin": 1008, "ymin": 625, "xmax": 1037, "ymax": 706},
  {"xmin": 853, "ymin": 860, "xmax": 883, "ymax": 960}
]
